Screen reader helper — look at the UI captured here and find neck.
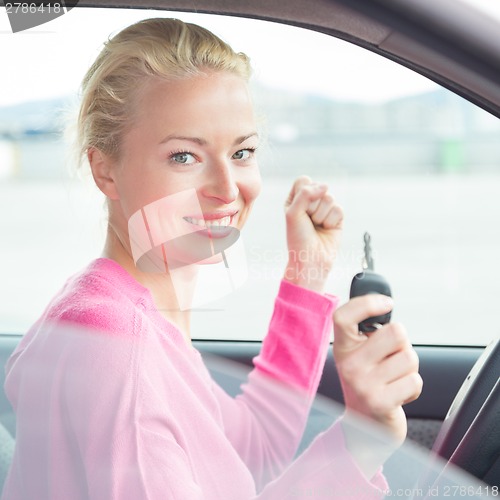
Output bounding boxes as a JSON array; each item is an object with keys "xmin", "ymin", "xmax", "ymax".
[{"xmin": 102, "ymin": 225, "xmax": 194, "ymax": 345}]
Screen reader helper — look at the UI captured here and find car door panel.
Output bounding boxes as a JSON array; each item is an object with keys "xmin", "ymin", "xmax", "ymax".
[
  {"xmin": 195, "ymin": 340, "xmax": 483, "ymax": 450},
  {"xmin": 0, "ymin": 335, "xmax": 484, "ymax": 450}
]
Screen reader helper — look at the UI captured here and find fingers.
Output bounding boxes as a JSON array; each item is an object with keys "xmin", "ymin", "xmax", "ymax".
[
  {"xmin": 283, "ymin": 176, "xmax": 343, "ymax": 293},
  {"xmin": 357, "ymin": 371, "xmax": 422, "ymax": 419},
  {"xmin": 285, "ymin": 175, "xmax": 311, "ymax": 207},
  {"xmin": 285, "ymin": 176, "xmax": 344, "ymax": 234},
  {"xmin": 333, "ymin": 295, "xmax": 423, "ymax": 430},
  {"xmin": 336, "ymin": 317, "xmax": 416, "ymax": 382},
  {"xmin": 309, "ymin": 194, "xmax": 344, "ymax": 230},
  {"xmin": 308, "ymin": 192, "xmax": 332, "ymax": 223},
  {"xmin": 285, "ymin": 176, "xmax": 328, "ymax": 221},
  {"xmin": 386, "ymin": 372, "xmax": 423, "ymax": 407},
  {"xmin": 372, "ymin": 340, "xmax": 419, "ymax": 384},
  {"xmin": 333, "ymin": 294, "xmax": 394, "ymax": 354},
  {"xmin": 335, "ymin": 323, "xmax": 413, "ymax": 382}
]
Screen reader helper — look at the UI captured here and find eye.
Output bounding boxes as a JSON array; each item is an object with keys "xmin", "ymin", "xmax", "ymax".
[
  {"xmin": 170, "ymin": 152, "xmax": 196, "ymax": 164},
  {"xmin": 232, "ymin": 148, "xmax": 255, "ymax": 161}
]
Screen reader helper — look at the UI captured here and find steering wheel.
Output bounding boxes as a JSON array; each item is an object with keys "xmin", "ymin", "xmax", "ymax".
[{"xmin": 431, "ymin": 338, "xmax": 500, "ymax": 486}]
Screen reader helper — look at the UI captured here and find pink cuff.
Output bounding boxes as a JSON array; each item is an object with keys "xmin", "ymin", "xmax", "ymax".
[{"xmin": 278, "ymin": 279, "xmax": 339, "ymax": 316}]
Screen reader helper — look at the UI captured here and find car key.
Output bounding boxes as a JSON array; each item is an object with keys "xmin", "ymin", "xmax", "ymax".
[{"xmin": 349, "ymin": 232, "xmax": 392, "ymax": 333}]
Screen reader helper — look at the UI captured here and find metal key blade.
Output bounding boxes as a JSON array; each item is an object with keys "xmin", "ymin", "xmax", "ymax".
[{"xmin": 362, "ymin": 232, "xmax": 374, "ymax": 271}]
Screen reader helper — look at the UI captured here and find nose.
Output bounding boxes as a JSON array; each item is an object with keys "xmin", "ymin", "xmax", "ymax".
[{"xmin": 200, "ymin": 159, "xmax": 239, "ymax": 204}]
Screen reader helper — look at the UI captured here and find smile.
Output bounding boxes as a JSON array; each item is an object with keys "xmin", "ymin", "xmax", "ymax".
[{"xmin": 183, "ymin": 215, "xmax": 232, "ymax": 229}]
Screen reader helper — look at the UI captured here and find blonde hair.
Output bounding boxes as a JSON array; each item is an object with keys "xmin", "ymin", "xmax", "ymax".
[{"xmin": 77, "ymin": 18, "xmax": 251, "ymax": 165}]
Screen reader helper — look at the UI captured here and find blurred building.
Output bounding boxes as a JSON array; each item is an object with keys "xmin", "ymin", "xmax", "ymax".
[
  {"xmin": 1, "ymin": 88, "xmax": 499, "ymax": 180},
  {"xmin": 253, "ymin": 85, "xmax": 500, "ymax": 176},
  {"xmin": 0, "ymin": 97, "xmax": 72, "ymax": 180}
]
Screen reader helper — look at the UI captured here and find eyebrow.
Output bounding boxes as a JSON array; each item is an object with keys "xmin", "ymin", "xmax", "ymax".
[{"xmin": 159, "ymin": 133, "xmax": 259, "ymax": 147}]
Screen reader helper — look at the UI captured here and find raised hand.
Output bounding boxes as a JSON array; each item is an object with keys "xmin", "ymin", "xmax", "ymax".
[{"xmin": 283, "ymin": 176, "xmax": 343, "ymax": 292}]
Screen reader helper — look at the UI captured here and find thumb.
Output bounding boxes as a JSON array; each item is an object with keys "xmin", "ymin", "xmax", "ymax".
[
  {"xmin": 285, "ymin": 176, "xmax": 311, "ymax": 208},
  {"xmin": 333, "ymin": 294, "xmax": 393, "ymax": 356}
]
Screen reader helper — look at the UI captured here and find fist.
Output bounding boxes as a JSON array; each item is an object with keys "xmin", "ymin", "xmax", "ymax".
[{"xmin": 283, "ymin": 176, "xmax": 343, "ymax": 292}]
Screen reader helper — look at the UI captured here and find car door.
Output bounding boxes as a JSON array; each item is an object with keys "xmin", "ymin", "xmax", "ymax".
[{"xmin": 0, "ymin": 0, "xmax": 499, "ymax": 489}]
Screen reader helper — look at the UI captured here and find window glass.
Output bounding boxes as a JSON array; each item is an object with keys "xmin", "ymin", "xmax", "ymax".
[{"xmin": 1, "ymin": 7, "xmax": 499, "ymax": 346}]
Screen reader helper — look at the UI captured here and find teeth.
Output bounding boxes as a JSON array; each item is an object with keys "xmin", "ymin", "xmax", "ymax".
[{"xmin": 185, "ymin": 216, "xmax": 231, "ymax": 228}]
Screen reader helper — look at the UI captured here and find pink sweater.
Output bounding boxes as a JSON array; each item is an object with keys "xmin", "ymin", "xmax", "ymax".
[{"xmin": 2, "ymin": 258, "xmax": 387, "ymax": 499}]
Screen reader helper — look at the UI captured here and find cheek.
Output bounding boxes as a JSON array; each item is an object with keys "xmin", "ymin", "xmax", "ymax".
[
  {"xmin": 117, "ymin": 179, "xmax": 155, "ymax": 221},
  {"xmin": 117, "ymin": 169, "xmax": 186, "ymax": 220},
  {"xmin": 241, "ymin": 168, "xmax": 262, "ymax": 206}
]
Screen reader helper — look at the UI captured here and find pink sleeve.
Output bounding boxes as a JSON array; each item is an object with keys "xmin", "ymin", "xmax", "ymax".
[
  {"xmin": 214, "ymin": 280, "xmax": 388, "ymax": 497},
  {"xmin": 213, "ymin": 279, "xmax": 339, "ymax": 489}
]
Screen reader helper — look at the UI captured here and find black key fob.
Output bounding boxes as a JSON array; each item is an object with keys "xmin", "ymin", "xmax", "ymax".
[{"xmin": 350, "ymin": 270, "xmax": 392, "ymax": 333}]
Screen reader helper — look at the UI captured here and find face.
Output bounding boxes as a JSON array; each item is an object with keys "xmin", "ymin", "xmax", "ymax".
[{"xmin": 103, "ymin": 71, "xmax": 261, "ymax": 268}]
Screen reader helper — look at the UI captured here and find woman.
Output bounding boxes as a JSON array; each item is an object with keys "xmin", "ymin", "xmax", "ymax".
[{"xmin": 2, "ymin": 18, "xmax": 421, "ymax": 499}]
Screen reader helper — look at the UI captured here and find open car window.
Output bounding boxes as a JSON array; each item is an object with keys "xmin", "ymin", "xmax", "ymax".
[{"xmin": 1, "ymin": 7, "xmax": 500, "ymax": 346}]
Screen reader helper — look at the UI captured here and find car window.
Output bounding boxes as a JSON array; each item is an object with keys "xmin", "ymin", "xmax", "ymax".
[{"xmin": 1, "ymin": 7, "xmax": 499, "ymax": 346}]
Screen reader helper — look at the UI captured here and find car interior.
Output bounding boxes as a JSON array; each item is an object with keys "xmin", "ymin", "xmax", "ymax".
[{"xmin": 0, "ymin": 0, "xmax": 499, "ymax": 493}]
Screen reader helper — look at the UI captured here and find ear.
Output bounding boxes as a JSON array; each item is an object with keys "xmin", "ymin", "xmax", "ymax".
[{"xmin": 88, "ymin": 148, "xmax": 120, "ymax": 200}]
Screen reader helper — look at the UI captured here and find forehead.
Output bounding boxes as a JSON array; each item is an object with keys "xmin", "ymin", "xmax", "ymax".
[{"xmin": 133, "ymin": 73, "xmax": 255, "ymax": 130}]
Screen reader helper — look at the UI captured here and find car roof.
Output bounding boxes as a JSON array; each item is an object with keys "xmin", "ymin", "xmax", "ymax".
[{"xmin": 76, "ymin": 0, "xmax": 500, "ymax": 117}]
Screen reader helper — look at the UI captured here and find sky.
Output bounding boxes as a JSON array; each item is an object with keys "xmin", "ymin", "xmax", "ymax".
[{"xmin": 1, "ymin": 1, "xmax": 500, "ymax": 107}]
